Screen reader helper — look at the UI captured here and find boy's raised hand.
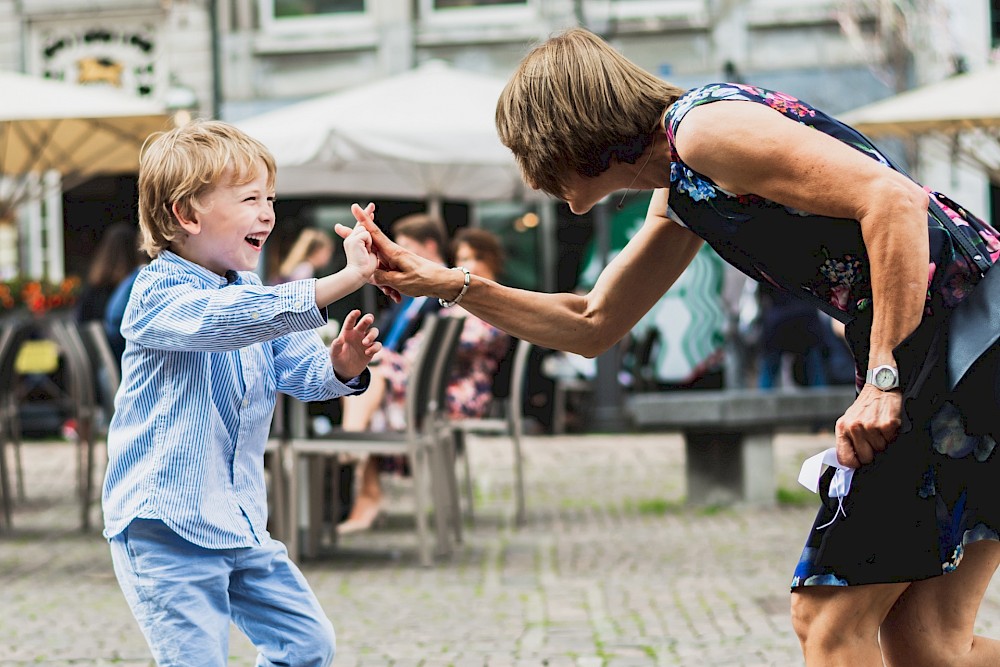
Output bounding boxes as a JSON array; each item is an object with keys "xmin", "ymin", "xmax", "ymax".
[
  {"xmin": 330, "ymin": 309, "xmax": 381, "ymax": 380},
  {"xmin": 336, "ymin": 202, "xmax": 377, "ymax": 284}
]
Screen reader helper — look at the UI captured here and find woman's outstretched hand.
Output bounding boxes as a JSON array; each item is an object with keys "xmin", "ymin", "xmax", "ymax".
[
  {"xmin": 835, "ymin": 384, "xmax": 902, "ymax": 468},
  {"xmin": 339, "ymin": 203, "xmax": 452, "ymax": 304}
]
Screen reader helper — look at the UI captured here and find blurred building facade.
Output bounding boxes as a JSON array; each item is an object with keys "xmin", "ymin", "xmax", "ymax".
[
  {"xmin": 3, "ymin": 0, "xmax": 989, "ymax": 119},
  {"xmin": 0, "ymin": 1, "xmax": 212, "ymax": 119},
  {"xmin": 0, "ymin": 0, "xmax": 994, "ymax": 282}
]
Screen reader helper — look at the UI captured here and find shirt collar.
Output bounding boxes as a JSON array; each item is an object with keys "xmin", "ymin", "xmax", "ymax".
[{"xmin": 157, "ymin": 250, "xmax": 240, "ymax": 287}]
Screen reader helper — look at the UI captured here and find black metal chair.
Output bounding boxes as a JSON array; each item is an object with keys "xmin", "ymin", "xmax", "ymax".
[
  {"xmin": 277, "ymin": 314, "xmax": 466, "ymax": 566},
  {"xmin": 0, "ymin": 318, "xmax": 32, "ymax": 531},
  {"xmin": 445, "ymin": 337, "xmax": 532, "ymax": 527},
  {"xmin": 47, "ymin": 317, "xmax": 102, "ymax": 531}
]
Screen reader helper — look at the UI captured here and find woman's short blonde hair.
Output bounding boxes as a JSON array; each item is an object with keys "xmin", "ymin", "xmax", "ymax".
[
  {"xmin": 496, "ymin": 27, "xmax": 686, "ymax": 199},
  {"xmin": 137, "ymin": 120, "xmax": 277, "ymax": 257}
]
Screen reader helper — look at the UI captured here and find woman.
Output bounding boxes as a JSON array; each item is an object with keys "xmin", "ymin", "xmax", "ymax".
[
  {"xmin": 74, "ymin": 221, "xmax": 143, "ymax": 324},
  {"xmin": 337, "ymin": 227, "xmax": 511, "ymax": 534},
  {"xmin": 276, "ymin": 227, "xmax": 334, "ymax": 283},
  {"xmin": 347, "ymin": 28, "xmax": 1000, "ymax": 667}
]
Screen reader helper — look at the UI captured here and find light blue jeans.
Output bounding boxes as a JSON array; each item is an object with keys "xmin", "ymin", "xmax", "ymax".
[{"xmin": 109, "ymin": 519, "xmax": 335, "ymax": 667}]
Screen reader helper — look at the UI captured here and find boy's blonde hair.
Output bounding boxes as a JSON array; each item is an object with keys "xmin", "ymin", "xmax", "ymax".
[
  {"xmin": 496, "ymin": 27, "xmax": 686, "ymax": 199},
  {"xmin": 137, "ymin": 120, "xmax": 277, "ymax": 257}
]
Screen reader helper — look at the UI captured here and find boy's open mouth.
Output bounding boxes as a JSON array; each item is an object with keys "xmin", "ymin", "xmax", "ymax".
[{"xmin": 245, "ymin": 235, "xmax": 264, "ymax": 248}]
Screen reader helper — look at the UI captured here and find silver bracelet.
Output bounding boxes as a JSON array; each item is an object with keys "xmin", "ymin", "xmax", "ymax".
[{"xmin": 439, "ymin": 266, "xmax": 470, "ymax": 308}]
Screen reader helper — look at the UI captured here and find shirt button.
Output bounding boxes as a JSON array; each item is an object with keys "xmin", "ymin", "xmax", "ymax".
[
  {"xmin": 294, "ymin": 301, "xmax": 303, "ymax": 308},
  {"xmin": 251, "ymin": 312, "xmax": 260, "ymax": 320},
  {"xmin": 242, "ymin": 398, "xmax": 249, "ymax": 407}
]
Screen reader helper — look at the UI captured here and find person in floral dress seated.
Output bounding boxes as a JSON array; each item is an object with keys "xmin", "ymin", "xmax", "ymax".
[{"xmin": 337, "ymin": 227, "xmax": 511, "ymax": 534}]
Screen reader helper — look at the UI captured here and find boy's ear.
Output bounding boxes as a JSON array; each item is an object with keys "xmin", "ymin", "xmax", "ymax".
[{"xmin": 172, "ymin": 201, "xmax": 201, "ymax": 235}]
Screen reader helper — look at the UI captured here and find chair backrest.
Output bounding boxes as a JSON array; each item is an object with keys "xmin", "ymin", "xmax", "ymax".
[
  {"xmin": 427, "ymin": 316, "xmax": 466, "ymax": 421},
  {"xmin": 403, "ymin": 314, "xmax": 445, "ymax": 434},
  {"xmin": 48, "ymin": 318, "xmax": 98, "ymax": 419},
  {"xmin": 628, "ymin": 327, "xmax": 660, "ymax": 392},
  {"xmin": 488, "ymin": 336, "xmax": 519, "ymax": 401},
  {"xmin": 81, "ymin": 320, "xmax": 122, "ymax": 412},
  {"xmin": 505, "ymin": 338, "xmax": 533, "ymax": 433},
  {"xmin": 0, "ymin": 318, "xmax": 32, "ymax": 400}
]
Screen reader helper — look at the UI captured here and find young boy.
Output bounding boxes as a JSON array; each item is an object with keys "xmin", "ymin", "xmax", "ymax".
[{"xmin": 102, "ymin": 119, "xmax": 380, "ymax": 667}]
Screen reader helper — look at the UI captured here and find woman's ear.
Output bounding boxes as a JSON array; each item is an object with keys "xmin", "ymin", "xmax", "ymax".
[{"xmin": 172, "ymin": 200, "xmax": 201, "ymax": 236}]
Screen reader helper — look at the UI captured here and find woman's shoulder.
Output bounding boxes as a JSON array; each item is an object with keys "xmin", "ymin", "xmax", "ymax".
[{"xmin": 665, "ymin": 83, "xmax": 818, "ymax": 130}]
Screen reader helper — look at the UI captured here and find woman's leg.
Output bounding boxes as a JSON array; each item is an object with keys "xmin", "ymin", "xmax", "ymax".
[
  {"xmin": 339, "ymin": 366, "xmax": 387, "ymax": 432},
  {"xmin": 336, "ymin": 369, "xmax": 387, "ymax": 532},
  {"xmin": 803, "ymin": 344, "xmax": 829, "ymax": 387},
  {"xmin": 880, "ymin": 540, "xmax": 1000, "ymax": 667},
  {"xmin": 757, "ymin": 348, "xmax": 782, "ymax": 389},
  {"xmin": 337, "ymin": 456, "xmax": 383, "ymax": 531},
  {"xmin": 791, "ymin": 581, "xmax": 909, "ymax": 666}
]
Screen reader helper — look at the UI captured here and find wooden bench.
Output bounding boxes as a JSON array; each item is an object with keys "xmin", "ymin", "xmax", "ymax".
[{"xmin": 625, "ymin": 387, "xmax": 857, "ymax": 506}]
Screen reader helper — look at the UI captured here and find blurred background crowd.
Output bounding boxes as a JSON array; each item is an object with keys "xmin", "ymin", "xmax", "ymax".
[{"xmin": 0, "ymin": 0, "xmax": 998, "ymax": 436}]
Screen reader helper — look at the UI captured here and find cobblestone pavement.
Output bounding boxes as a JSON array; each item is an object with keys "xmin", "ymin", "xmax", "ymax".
[{"xmin": 3, "ymin": 431, "xmax": 1000, "ymax": 666}]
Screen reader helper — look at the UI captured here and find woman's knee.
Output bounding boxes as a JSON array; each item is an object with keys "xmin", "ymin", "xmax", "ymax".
[
  {"xmin": 790, "ymin": 590, "xmax": 833, "ymax": 649},
  {"xmin": 879, "ymin": 619, "xmax": 938, "ymax": 667},
  {"xmin": 791, "ymin": 585, "xmax": 902, "ymax": 655},
  {"xmin": 880, "ymin": 616, "xmax": 972, "ymax": 667}
]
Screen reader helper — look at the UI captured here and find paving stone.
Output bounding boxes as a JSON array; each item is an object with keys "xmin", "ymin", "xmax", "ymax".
[{"xmin": 3, "ymin": 433, "xmax": 1000, "ymax": 665}]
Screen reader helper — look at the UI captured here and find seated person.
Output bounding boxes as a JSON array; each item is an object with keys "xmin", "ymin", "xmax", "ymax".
[
  {"xmin": 756, "ymin": 283, "xmax": 829, "ymax": 389},
  {"xmin": 337, "ymin": 227, "xmax": 511, "ymax": 534},
  {"xmin": 276, "ymin": 227, "xmax": 335, "ymax": 283},
  {"xmin": 375, "ymin": 213, "xmax": 449, "ymax": 352}
]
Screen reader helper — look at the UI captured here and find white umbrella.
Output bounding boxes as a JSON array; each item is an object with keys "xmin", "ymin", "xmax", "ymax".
[
  {"xmin": 0, "ymin": 69, "xmax": 171, "ymax": 182},
  {"xmin": 0, "ymin": 70, "xmax": 171, "ymax": 280},
  {"xmin": 838, "ymin": 65, "xmax": 1000, "ymax": 183},
  {"xmin": 236, "ymin": 60, "xmax": 532, "ymax": 203},
  {"xmin": 838, "ymin": 65, "xmax": 1000, "ymax": 136}
]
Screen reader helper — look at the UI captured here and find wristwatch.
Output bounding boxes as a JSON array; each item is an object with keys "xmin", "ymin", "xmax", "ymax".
[{"xmin": 865, "ymin": 364, "xmax": 900, "ymax": 391}]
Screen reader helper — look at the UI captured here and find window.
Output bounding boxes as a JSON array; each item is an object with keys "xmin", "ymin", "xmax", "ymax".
[
  {"xmin": 991, "ymin": 182, "xmax": 1000, "ymax": 228},
  {"xmin": 993, "ymin": 0, "xmax": 1000, "ymax": 48},
  {"xmin": 259, "ymin": 0, "xmax": 371, "ymax": 33},
  {"xmin": 431, "ymin": 0, "xmax": 525, "ymax": 7},
  {"xmin": 475, "ymin": 201, "xmax": 543, "ymax": 291},
  {"xmin": 273, "ymin": 0, "xmax": 364, "ymax": 17},
  {"xmin": 419, "ymin": 0, "xmax": 533, "ymax": 26},
  {"xmin": 583, "ymin": 0, "xmax": 705, "ymax": 23}
]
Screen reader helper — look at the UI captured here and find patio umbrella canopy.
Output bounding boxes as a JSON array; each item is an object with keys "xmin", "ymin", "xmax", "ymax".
[
  {"xmin": 838, "ymin": 65, "xmax": 1000, "ymax": 136},
  {"xmin": 838, "ymin": 65, "xmax": 1000, "ymax": 184},
  {"xmin": 236, "ymin": 60, "xmax": 532, "ymax": 202},
  {"xmin": 0, "ymin": 69, "xmax": 171, "ymax": 183}
]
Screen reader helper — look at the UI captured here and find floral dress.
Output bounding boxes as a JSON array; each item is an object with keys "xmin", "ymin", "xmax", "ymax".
[{"xmin": 663, "ymin": 83, "xmax": 1000, "ymax": 588}]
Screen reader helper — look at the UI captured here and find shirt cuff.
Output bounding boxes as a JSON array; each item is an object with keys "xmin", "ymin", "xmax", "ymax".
[
  {"xmin": 279, "ymin": 279, "xmax": 327, "ymax": 331},
  {"xmin": 334, "ymin": 367, "xmax": 371, "ymax": 396}
]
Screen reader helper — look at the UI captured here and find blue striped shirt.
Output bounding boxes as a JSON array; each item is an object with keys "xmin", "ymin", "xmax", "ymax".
[{"xmin": 102, "ymin": 251, "xmax": 369, "ymax": 548}]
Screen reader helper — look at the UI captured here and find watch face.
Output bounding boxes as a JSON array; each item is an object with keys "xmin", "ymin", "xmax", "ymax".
[{"xmin": 875, "ymin": 367, "xmax": 896, "ymax": 388}]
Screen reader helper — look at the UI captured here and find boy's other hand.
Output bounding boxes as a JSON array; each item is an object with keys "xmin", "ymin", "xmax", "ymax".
[{"xmin": 330, "ymin": 309, "xmax": 381, "ymax": 380}]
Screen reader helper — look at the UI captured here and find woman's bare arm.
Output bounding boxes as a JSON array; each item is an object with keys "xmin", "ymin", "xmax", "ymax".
[{"xmin": 355, "ymin": 192, "xmax": 703, "ymax": 357}]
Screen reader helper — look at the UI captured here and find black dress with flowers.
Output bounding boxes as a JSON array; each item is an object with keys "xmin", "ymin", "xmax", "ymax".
[{"xmin": 662, "ymin": 83, "xmax": 1000, "ymax": 587}]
